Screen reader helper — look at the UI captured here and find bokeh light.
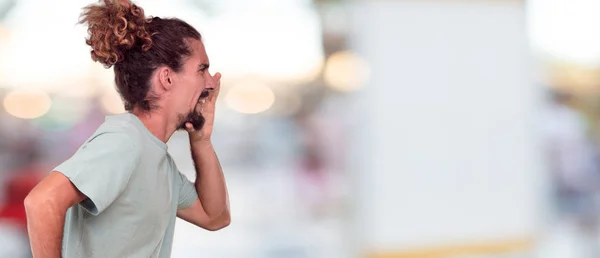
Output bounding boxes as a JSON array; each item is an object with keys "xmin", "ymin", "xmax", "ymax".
[
  {"xmin": 225, "ymin": 80, "xmax": 276, "ymax": 114},
  {"xmin": 323, "ymin": 51, "xmax": 370, "ymax": 92},
  {"xmin": 3, "ymin": 89, "xmax": 52, "ymax": 119}
]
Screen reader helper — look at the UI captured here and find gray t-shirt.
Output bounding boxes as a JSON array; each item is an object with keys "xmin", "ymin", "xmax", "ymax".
[{"xmin": 54, "ymin": 113, "xmax": 198, "ymax": 258}]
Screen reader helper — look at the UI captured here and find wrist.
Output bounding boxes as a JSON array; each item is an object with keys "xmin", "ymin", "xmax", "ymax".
[{"xmin": 190, "ymin": 137, "xmax": 212, "ymax": 148}]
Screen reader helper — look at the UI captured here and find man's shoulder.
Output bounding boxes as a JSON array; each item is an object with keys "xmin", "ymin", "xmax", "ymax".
[
  {"xmin": 55, "ymin": 120, "xmax": 144, "ymax": 174},
  {"xmin": 84, "ymin": 120, "xmax": 144, "ymax": 154}
]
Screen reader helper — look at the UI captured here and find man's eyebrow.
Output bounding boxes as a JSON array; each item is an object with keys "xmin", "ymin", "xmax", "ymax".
[{"xmin": 198, "ymin": 63, "xmax": 210, "ymax": 71}]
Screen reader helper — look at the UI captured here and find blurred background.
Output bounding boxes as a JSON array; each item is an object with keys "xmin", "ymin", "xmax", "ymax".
[{"xmin": 1, "ymin": 0, "xmax": 600, "ymax": 257}]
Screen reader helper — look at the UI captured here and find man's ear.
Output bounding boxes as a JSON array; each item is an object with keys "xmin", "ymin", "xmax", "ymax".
[{"xmin": 157, "ymin": 66, "xmax": 174, "ymax": 91}]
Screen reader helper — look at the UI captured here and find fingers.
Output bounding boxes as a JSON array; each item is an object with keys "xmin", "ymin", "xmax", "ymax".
[
  {"xmin": 185, "ymin": 122, "xmax": 195, "ymax": 132},
  {"xmin": 210, "ymin": 72, "xmax": 222, "ymax": 101},
  {"xmin": 213, "ymin": 72, "xmax": 222, "ymax": 82}
]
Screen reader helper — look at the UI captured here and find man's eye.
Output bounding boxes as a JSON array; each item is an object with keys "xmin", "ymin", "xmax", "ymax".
[{"xmin": 198, "ymin": 64, "xmax": 209, "ymax": 73}]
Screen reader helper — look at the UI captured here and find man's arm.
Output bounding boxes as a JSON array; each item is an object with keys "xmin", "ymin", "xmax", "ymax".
[
  {"xmin": 177, "ymin": 141, "xmax": 230, "ymax": 230},
  {"xmin": 24, "ymin": 172, "xmax": 87, "ymax": 258}
]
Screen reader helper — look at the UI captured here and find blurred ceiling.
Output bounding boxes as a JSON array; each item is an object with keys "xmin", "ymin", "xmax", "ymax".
[
  {"xmin": 529, "ymin": 0, "xmax": 600, "ymax": 66},
  {"xmin": 525, "ymin": 0, "xmax": 600, "ymax": 93}
]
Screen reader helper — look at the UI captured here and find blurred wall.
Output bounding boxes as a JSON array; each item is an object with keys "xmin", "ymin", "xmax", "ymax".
[{"xmin": 346, "ymin": 0, "xmax": 548, "ymax": 256}]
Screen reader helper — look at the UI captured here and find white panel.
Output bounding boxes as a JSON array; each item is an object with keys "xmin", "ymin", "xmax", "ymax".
[{"xmin": 347, "ymin": 1, "xmax": 546, "ymax": 252}]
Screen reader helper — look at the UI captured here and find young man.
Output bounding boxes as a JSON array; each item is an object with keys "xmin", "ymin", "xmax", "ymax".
[{"xmin": 24, "ymin": 1, "xmax": 230, "ymax": 257}]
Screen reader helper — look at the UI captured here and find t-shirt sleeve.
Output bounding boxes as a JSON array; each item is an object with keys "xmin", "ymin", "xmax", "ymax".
[
  {"xmin": 176, "ymin": 170, "xmax": 198, "ymax": 210},
  {"xmin": 54, "ymin": 132, "xmax": 141, "ymax": 215}
]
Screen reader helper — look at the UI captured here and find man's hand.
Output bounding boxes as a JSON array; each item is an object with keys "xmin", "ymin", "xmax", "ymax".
[
  {"xmin": 180, "ymin": 71, "xmax": 229, "ymax": 230},
  {"xmin": 186, "ymin": 72, "xmax": 221, "ymax": 143}
]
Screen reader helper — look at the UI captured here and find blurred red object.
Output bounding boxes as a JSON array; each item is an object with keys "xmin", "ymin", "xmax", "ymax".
[{"xmin": 0, "ymin": 165, "xmax": 44, "ymax": 229}]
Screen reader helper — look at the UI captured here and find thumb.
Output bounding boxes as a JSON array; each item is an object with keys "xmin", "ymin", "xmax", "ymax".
[
  {"xmin": 184, "ymin": 122, "xmax": 195, "ymax": 133},
  {"xmin": 213, "ymin": 72, "xmax": 222, "ymax": 82}
]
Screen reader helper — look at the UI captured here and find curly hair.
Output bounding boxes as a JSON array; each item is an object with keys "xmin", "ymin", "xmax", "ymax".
[{"xmin": 79, "ymin": 0, "xmax": 201, "ymax": 111}]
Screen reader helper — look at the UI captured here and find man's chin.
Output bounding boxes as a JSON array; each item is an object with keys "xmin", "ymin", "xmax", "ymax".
[
  {"xmin": 177, "ymin": 112, "xmax": 205, "ymax": 131},
  {"xmin": 189, "ymin": 121, "xmax": 205, "ymax": 131}
]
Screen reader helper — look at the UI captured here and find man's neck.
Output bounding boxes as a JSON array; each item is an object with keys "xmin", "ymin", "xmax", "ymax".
[{"xmin": 131, "ymin": 109, "xmax": 177, "ymax": 143}]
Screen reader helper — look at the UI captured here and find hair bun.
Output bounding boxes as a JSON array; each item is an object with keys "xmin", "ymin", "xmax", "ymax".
[{"xmin": 80, "ymin": 0, "xmax": 153, "ymax": 68}]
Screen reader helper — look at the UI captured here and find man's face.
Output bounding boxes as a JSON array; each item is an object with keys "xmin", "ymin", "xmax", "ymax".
[{"xmin": 170, "ymin": 39, "xmax": 216, "ymax": 131}]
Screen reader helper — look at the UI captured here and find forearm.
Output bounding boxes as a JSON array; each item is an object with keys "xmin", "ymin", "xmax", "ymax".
[
  {"xmin": 190, "ymin": 140, "xmax": 229, "ymax": 219},
  {"xmin": 25, "ymin": 200, "xmax": 65, "ymax": 258}
]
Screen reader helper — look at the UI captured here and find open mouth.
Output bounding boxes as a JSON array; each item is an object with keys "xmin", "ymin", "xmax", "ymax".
[
  {"xmin": 197, "ymin": 89, "xmax": 213, "ymax": 104},
  {"xmin": 200, "ymin": 89, "xmax": 210, "ymax": 98}
]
